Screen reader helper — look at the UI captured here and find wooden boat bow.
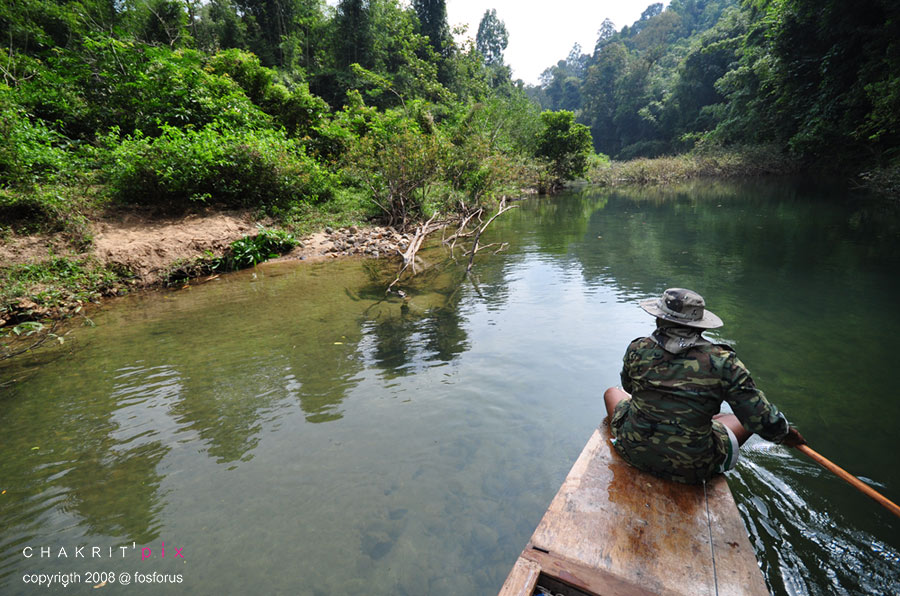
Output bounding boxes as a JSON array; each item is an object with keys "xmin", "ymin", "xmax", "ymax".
[{"xmin": 499, "ymin": 425, "xmax": 768, "ymax": 596}]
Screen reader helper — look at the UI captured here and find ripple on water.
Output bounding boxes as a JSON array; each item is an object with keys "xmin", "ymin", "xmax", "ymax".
[{"xmin": 732, "ymin": 450, "xmax": 900, "ymax": 596}]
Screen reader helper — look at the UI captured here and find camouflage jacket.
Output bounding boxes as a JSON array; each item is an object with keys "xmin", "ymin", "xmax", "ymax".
[{"xmin": 612, "ymin": 336, "xmax": 789, "ymax": 484}]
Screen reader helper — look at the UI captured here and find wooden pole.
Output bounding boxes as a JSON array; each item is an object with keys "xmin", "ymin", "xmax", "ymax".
[{"xmin": 794, "ymin": 444, "xmax": 900, "ymax": 519}]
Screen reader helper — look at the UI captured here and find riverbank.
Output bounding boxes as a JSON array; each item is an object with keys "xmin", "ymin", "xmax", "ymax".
[
  {"xmin": 588, "ymin": 145, "xmax": 802, "ymax": 185},
  {"xmin": 588, "ymin": 147, "xmax": 900, "ymax": 197},
  {"xmin": 0, "ymin": 205, "xmax": 417, "ymax": 359},
  {"xmin": 3, "ymin": 145, "xmax": 890, "ymax": 360}
]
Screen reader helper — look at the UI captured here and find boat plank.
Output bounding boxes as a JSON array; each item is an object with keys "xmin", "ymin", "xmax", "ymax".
[
  {"xmin": 498, "ymin": 557, "xmax": 541, "ymax": 596},
  {"xmin": 500, "ymin": 425, "xmax": 769, "ymax": 596}
]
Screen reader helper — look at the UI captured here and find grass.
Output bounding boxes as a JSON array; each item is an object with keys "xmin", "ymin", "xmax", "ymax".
[
  {"xmin": 0, "ymin": 184, "xmax": 104, "ymax": 251},
  {"xmin": 270, "ymin": 187, "xmax": 377, "ymax": 236},
  {"xmin": 1, "ymin": 256, "xmax": 130, "ymax": 360},
  {"xmin": 1, "ymin": 256, "xmax": 126, "ymax": 314},
  {"xmin": 588, "ymin": 145, "xmax": 800, "ymax": 186}
]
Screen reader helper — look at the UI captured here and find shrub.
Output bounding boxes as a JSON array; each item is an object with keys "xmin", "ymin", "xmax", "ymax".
[
  {"xmin": 102, "ymin": 123, "xmax": 336, "ymax": 209},
  {"xmin": 535, "ymin": 110, "xmax": 594, "ymax": 191},
  {"xmin": 222, "ymin": 227, "xmax": 298, "ymax": 269},
  {"xmin": 207, "ymin": 49, "xmax": 330, "ymax": 139},
  {"xmin": 0, "ymin": 188, "xmax": 65, "ymax": 231},
  {"xmin": 13, "ymin": 40, "xmax": 270, "ymax": 140},
  {"xmin": 1, "ymin": 256, "xmax": 121, "ymax": 313},
  {"xmin": 0, "ymin": 85, "xmax": 70, "ymax": 185},
  {"xmin": 162, "ymin": 227, "xmax": 299, "ymax": 285},
  {"xmin": 344, "ymin": 107, "xmax": 444, "ymax": 227},
  {"xmin": 0, "ymin": 186, "xmax": 94, "ymax": 244}
]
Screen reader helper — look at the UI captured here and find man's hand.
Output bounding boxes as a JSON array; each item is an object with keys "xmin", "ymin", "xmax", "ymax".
[{"xmin": 781, "ymin": 426, "xmax": 806, "ymax": 447}]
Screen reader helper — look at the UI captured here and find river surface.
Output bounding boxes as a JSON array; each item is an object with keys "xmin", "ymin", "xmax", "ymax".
[{"xmin": 2, "ymin": 179, "xmax": 899, "ymax": 595}]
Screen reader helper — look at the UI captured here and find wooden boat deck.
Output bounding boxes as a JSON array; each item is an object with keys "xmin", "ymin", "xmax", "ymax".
[{"xmin": 499, "ymin": 424, "xmax": 769, "ymax": 596}]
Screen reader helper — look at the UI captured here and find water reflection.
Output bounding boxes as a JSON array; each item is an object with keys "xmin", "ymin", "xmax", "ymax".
[
  {"xmin": 1, "ymin": 179, "xmax": 899, "ymax": 595},
  {"xmin": 0, "ymin": 363, "xmax": 172, "ymax": 582},
  {"xmin": 360, "ymin": 302, "xmax": 470, "ymax": 379},
  {"xmin": 496, "ymin": 181, "xmax": 900, "ymax": 595}
]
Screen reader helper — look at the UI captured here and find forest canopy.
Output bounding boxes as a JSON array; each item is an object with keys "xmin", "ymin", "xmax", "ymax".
[
  {"xmin": 1, "ymin": 0, "xmax": 898, "ymax": 235},
  {"xmin": 1, "ymin": 0, "xmax": 600, "ymax": 232},
  {"xmin": 529, "ymin": 0, "xmax": 899, "ymax": 168}
]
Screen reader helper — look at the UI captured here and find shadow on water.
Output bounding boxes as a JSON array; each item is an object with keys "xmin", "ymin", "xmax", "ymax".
[{"xmin": 1, "ymin": 177, "xmax": 899, "ymax": 595}]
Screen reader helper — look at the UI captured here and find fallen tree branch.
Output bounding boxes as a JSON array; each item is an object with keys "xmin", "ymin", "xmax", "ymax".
[
  {"xmin": 465, "ymin": 242, "xmax": 509, "ymax": 257},
  {"xmin": 385, "ymin": 198, "xmax": 518, "ymax": 293},
  {"xmin": 387, "ymin": 213, "xmax": 442, "ymax": 293},
  {"xmin": 466, "ymin": 199, "xmax": 517, "ymax": 274},
  {"xmin": 0, "ymin": 321, "xmax": 61, "ymax": 362},
  {"xmin": 443, "ymin": 207, "xmax": 483, "ymax": 256}
]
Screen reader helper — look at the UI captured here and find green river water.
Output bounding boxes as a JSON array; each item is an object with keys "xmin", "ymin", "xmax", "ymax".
[{"xmin": 1, "ymin": 178, "xmax": 899, "ymax": 595}]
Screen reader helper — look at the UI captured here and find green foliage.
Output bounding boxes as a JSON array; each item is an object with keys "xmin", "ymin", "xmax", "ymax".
[
  {"xmin": 536, "ymin": 0, "xmax": 899, "ymax": 168},
  {"xmin": 333, "ymin": 0, "xmax": 375, "ymax": 70},
  {"xmin": 344, "ymin": 105, "xmax": 444, "ymax": 226},
  {"xmin": 475, "ymin": 9, "xmax": 508, "ymax": 66},
  {"xmin": 1, "ymin": 256, "xmax": 122, "ymax": 312},
  {"xmin": 103, "ymin": 123, "xmax": 336, "ymax": 208},
  {"xmin": 162, "ymin": 227, "xmax": 300, "ymax": 285},
  {"xmin": 12, "ymin": 40, "xmax": 270, "ymax": 140},
  {"xmin": 126, "ymin": 0, "xmax": 191, "ymax": 47},
  {"xmin": 588, "ymin": 144, "xmax": 798, "ymax": 186},
  {"xmin": 0, "ymin": 187, "xmax": 76, "ymax": 233},
  {"xmin": 442, "ymin": 97, "xmax": 542, "ymax": 206},
  {"xmin": 207, "ymin": 49, "xmax": 331, "ymax": 137},
  {"xmin": 535, "ymin": 111, "xmax": 594, "ymax": 190},
  {"xmin": 412, "ymin": 0, "xmax": 452, "ymax": 60},
  {"xmin": 0, "ymin": 85, "xmax": 70, "ymax": 185},
  {"xmin": 223, "ymin": 227, "xmax": 298, "ymax": 268}
]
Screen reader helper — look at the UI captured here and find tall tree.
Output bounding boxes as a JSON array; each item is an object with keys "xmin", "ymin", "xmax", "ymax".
[
  {"xmin": 229, "ymin": 0, "xmax": 299, "ymax": 66},
  {"xmin": 582, "ymin": 41, "xmax": 628, "ymax": 155},
  {"xmin": 536, "ymin": 110, "xmax": 593, "ymax": 190},
  {"xmin": 132, "ymin": 0, "xmax": 189, "ymax": 47},
  {"xmin": 594, "ymin": 18, "xmax": 617, "ymax": 55},
  {"xmin": 282, "ymin": 0, "xmax": 328, "ymax": 72},
  {"xmin": 411, "ymin": 0, "xmax": 454, "ymax": 87},
  {"xmin": 333, "ymin": 0, "xmax": 373, "ymax": 69},
  {"xmin": 412, "ymin": 0, "xmax": 451, "ymax": 58},
  {"xmin": 475, "ymin": 9, "xmax": 508, "ymax": 66}
]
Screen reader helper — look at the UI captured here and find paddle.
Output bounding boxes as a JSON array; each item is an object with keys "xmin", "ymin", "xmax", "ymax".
[{"xmin": 793, "ymin": 444, "xmax": 900, "ymax": 519}]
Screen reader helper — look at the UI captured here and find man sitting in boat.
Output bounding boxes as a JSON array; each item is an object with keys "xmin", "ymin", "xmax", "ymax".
[{"xmin": 603, "ymin": 288, "xmax": 805, "ymax": 484}]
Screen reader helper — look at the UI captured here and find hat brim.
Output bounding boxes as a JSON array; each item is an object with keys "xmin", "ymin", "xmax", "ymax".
[{"xmin": 639, "ymin": 299, "xmax": 723, "ymax": 329}]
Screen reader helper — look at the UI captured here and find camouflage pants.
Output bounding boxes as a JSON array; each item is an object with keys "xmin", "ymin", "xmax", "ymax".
[{"xmin": 610, "ymin": 398, "xmax": 734, "ymax": 484}]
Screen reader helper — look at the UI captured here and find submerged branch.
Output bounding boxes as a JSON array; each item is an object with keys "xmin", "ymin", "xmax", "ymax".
[{"xmin": 0, "ymin": 321, "xmax": 62, "ymax": 362}]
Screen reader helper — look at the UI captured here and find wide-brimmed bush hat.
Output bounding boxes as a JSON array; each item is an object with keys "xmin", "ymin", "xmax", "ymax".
[{"xmin": 640, "ymin": 288, "xmax": 723, "ymax": 329}]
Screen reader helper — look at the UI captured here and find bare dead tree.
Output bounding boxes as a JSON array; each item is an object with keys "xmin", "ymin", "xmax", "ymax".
[
  {"xmin": 442, "ymin": 207, "xmax": 483, "ymax": 256},
  {"xmin": 386, "ymin": 198, "xmax": 518, "ymax": 292}
]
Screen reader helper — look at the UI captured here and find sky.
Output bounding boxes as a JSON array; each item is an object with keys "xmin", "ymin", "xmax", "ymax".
[{"xmin": 446, "ymin": 1, "xmax": 670, "ymax": 85}]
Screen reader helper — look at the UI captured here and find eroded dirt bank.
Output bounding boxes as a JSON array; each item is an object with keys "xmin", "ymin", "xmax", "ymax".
[
  {"xmin": 3, "ymin": 211, "xmax": 412, "ymax": 285},
  {"xmin": 0, "ymin": 210, "xmax": 413, "ymax": 334}
]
